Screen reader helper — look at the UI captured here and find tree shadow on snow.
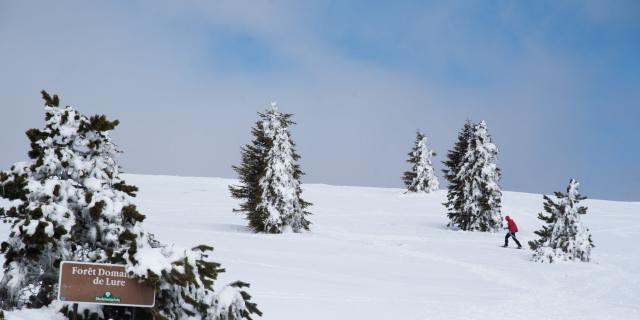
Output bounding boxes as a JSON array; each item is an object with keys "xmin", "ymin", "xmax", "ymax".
[{"xmin": 207, "ymin": 223, "xmax": 253, "ymax": 234}]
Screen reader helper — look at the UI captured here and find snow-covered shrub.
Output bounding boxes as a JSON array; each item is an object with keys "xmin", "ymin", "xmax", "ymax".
[
  {"xmin": 229, "ymin": 103, "xmax": 311, "ymax": 233},
  {"xmin": 0, "ymin": 91, "xmax": 261, "ymax": 319},
  {"xmin": 529, "ymin": 179, "xmax": 594, "ymax": 263},
  {"xmin": 403, "ymin": 130, "xmax": 439, "ymax": 193},
  {"xmin": 442, "ymin": 120, "xmax": 502, "ymax": 231}
]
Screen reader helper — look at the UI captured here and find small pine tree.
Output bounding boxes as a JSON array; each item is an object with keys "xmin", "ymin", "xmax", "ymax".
[
  {"xmin": 230, "ymin": 103, "xmax": 311, "ymax": 233},
  {"xmin": 442, "ymin": 120, "xmax": 502, "ymax": 231},
  {"xmin": 403, "ymin": 131, "xmax": 439, "ymax": 193},
  {"xmin": 1, "ymin": 92, "xmax": 261, "ymax": 319},
  {"xmin": 529, "ymin": 179, "xmax": 594, "ymax": 263}
]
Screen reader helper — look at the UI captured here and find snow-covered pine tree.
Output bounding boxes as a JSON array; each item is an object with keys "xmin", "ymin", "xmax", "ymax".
[
  {"xmin": 402, "ymin": 130, "xmax": 439, "ymax": 193},
  {"xmin": 0, "ymin": 92, "xmax": 77, "ymax": 309},
  {"xmin": 230, "ymin": 103, "xmax": 311, "ymax": 233},
  {"xmin": 229, "ymin": 111, "xmax": 270, "ymax": 232},
  {"xmin": 443, "ymin": 120, "xmax": 473, "ymax": 230},
  {"xmin": 0, "ymin": 91, "xmax": 261, "ymax": 320},
  {"xmin": 442, "ymin": 120, "xmax": 502, "ymax": 231},
  {"xmin": 258, "ymin": 104, "xmax": 312, "ymax": 233},
  {"xmin": 529, "ymin": 179, "xmax": 594, "ymax": 263}
]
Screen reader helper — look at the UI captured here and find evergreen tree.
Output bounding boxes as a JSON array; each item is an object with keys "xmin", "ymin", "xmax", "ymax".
[
  {"xmin": 442, "ymin": 120, "xmax": 473, "ymax": 229},
  {"xmin": 442, "ymin": 120, "xmax": 502, "ymax": 231},
  {"xmin": 0, "ymin": 91, "xmax": 81, "ymax": 309},
  {"xmin": 403, "ymin": 131, "xmax": 439, "ymax": 193},
  {"xmin": 1, "ymin": 91, "xmax": 261, "ymax": 320},
  {"xmin": 230, "ymin": 103, "xmax": 311, "ymax": 233},
  {"xmin": 529, "ymin": 179, "xmax": 594, "ymax": 263}
]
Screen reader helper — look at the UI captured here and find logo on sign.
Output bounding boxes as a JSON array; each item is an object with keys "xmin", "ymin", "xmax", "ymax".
[{"xmin": 95, "ymin": 291, "xmax": 121, "ymax": 303}]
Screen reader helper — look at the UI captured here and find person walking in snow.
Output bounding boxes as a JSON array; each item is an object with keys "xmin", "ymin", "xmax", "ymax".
[{"xmin": 503, "ymin": 216, "xmax": 522, "ymax": 249}]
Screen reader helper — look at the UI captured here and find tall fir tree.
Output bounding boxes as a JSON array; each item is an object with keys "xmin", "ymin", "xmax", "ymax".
[
  {"xmin": 442, "ymin": 120, "xmax": 473, "ymax": 229},
  {"xmin": 403, "ymin": 131, "xmax": 439, "ymax": 193},
  {"xmin": 230, "ymin": 103, "xmax": 311, "ymax": 233},
  {"xmin": 529, "ymin": 179, "xmax": 594, "ymax": 263},
  {"xmin": 442, "ymin": 120, "xmax": 502, "ymax": 231},
  {"xmin": 0, "ymin": 91, "xmax": 261, "ymax": 320}
]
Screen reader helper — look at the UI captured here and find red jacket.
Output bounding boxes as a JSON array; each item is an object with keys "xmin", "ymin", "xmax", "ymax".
[{"xmin": 506, "ymin": 216, "xmax": 518, "ymax": 233}]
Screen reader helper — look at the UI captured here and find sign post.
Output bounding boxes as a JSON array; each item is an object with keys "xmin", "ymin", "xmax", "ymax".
[
  {"xmin": 72, "ymin": 303, "xmax": 78, "ymax": 320},
  {"xmin": 58, "ymin": 261, "xmax": 155, "ymax": 309}
]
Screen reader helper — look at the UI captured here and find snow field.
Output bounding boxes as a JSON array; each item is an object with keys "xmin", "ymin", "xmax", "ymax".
[{"xmin": 2, "ymin": 174, "xmax": 639, "ymax": 319}]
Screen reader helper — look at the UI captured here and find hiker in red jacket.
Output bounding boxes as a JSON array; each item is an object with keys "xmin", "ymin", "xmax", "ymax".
[{"xmin": 503, "ymin": 216, "xmax": 522, "ymax": 249}]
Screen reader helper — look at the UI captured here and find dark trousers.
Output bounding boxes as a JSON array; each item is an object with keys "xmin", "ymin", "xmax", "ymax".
[{"xmin": 504, "ymin": 232, "xmax": 522, "ymax": 247}]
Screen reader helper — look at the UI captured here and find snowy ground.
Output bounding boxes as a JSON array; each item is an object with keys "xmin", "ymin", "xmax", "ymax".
[{"xmin": 2, "ymin": 174, "xmax": 639, "ymax": 320}]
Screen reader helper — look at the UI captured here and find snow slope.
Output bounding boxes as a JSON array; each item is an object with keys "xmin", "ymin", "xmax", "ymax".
[{"xmin": 2, "ymin": 174, "xmax": 639, "ymax": 320}]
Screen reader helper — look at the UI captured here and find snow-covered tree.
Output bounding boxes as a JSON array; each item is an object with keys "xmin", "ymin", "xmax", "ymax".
[
  {"xmin": 1, "ymin": 91, "xmax": 261, "ymax": 319},
  {"xmin": 0, "ymin": 92, "xmax": 81, "ymax": 309},
  {"xmin": 529, "ymin": 179, "xmax": 594, "ymax": 263},
  {"xmin": 442, "ymin": 121, "xmax": 473, "ymax": 229},
  {"xmin": 403, "ymin": 131, "xmax": 439, "ymax": 193},
  {"xmin": 442, "ymin": 120, "xmax": 502, "ymax": 232},
  {"xmin": 230, "ymin": 103, "xmax": 311, "ymax": 233}
]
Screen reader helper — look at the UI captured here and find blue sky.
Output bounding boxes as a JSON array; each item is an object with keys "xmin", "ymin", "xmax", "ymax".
[{"xmin": 0, "ymin": 0, "xmax": 638, "ymax": 200}]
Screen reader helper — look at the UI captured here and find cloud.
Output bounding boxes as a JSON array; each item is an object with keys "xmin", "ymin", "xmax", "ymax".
[{"xmin": 0, "ymin": 0, "xmax": 638, "ymax": 200}]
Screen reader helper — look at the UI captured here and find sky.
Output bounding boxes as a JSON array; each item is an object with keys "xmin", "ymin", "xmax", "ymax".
[{"xmin": 0, "ymin": 0, "xmax": 638, "ymax": 201}]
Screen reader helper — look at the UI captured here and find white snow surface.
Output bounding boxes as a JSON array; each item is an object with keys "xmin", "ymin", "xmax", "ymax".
[
  {"xmin": 2, "ymin": 174, "xmax": 639, "ymax": 320},
  {"xmin": 2, "ymin": 307, "xmax": 67, "ymax": 320}
]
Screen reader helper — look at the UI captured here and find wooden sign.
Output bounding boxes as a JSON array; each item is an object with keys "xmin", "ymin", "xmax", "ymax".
[{"xmin": 58, "ymin": 261, "xmax": 155, "ymax": 307}]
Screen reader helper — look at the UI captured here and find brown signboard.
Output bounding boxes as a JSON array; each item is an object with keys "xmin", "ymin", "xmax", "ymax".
[{"xmin": 58, "ymin": 261, "xmax": 155, "ymax": 307}]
